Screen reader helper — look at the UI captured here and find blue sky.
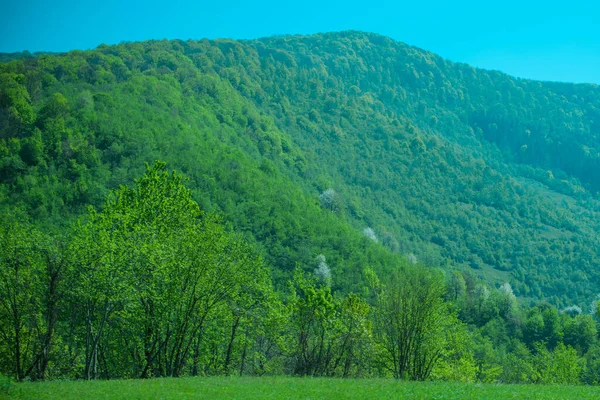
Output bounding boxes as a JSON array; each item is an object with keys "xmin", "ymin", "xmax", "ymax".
[{"xmin": 1, "ymin": 0, "xmax": 598, "ymax": 84}]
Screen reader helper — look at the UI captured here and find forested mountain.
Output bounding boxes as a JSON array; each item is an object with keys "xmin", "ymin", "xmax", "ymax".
[
  {"xmin": 2, "ymin": 31, "xmax": 600, "ymax": 306},
  {"xmin": 3, "ymin": 31, "xmax": 600, "ymax": 384}
]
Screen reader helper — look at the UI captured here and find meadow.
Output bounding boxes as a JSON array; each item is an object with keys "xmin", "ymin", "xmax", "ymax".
[{"xmin": 5, "ymin": 377, "xmax": 600, "ymax": 400}]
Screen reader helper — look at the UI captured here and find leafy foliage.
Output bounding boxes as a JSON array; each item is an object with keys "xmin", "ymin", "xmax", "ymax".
[{"xmin": 2, "ymin": 32, "xmax": 600, "ymax": 384}]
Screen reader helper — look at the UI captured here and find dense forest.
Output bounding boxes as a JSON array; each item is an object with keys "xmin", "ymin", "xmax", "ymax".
[{"xmin": 2, "ymin": 31, "xmax": 600, "ymax": 383}]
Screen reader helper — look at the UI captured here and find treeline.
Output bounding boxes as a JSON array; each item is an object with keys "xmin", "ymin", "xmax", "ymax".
[{"xmin": 2, "ymin": 162, "xmax": 600, "ymax": 384}]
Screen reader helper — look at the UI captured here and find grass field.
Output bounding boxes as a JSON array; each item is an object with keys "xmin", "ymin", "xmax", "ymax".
[{"xmin": 4, "ymin": 376, "xmax": 600, "ymax": 400}]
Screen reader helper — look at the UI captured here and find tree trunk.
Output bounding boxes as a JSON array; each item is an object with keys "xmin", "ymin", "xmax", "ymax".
[
  {"xmin": 223, "ymin": 315, "xmax": 241, "ymax": 374},
  {"xmin": 239, "ymin": 326, "xmax": 249, "ymax": 376},
  {"xmin": 37, "ymin": 256, "xmax": 62, "ymax": 379}
]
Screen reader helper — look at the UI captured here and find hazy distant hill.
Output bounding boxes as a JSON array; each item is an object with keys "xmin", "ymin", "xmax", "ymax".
[
  {"xmin": 2, "ymin": 31, "xmax": 600, "ymax": 307},
  {"xmin": 0, "ymin": 50, "xmax": 58, "ymax": 63}
]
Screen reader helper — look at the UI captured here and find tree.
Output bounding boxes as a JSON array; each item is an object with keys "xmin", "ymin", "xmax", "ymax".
[
  {"xmin": 533, "ymin": 342, "xmax": 583, "ymax": 384},
  {"xmin": 472, "ymin": 334, "xmax": 503, "ymax": 383},
  {"xmin": 523, "ymin": 305, "xmax": 562, "ymax": 350},
  {"xmin": 287, "ymin": 268, "xmax": 339, "ymax": 376},
  {"xmin": 319, "ymin": 189, "xmax": 341, "ymax": 214},
  {"xmin": 583, "ymin": 344, "xmax": 600, "ymax": 384},
  {"xmin": 446, "ymin": 271, "xmax": 466, "ymax": 302},
  {"xmin": 0, "ymin": 215, "xmax": 62, "ymax": 381},
  {"xmin": 431, "ymin": 317, "xmax": 477, "ymax": 382},
  {"xmin": 334, "ymin": 294, "xmax": 373, "ymax": 377},
  {"xmin": 563, "ymin": 314, "xmax": 597, "ymax": 354},
  {"xmin": 67, "ymin": 161, "xmax": 269, "ymax": 379},
  {"xmin": 0, "ymin": 218, "xmax": 42, "ymax": 380},
  {"xmin": 499, "ymin": 340, "xmax": 535, "ymax": 384},
  {"xmin": 0, "ymin": 72, "xmax": 35, "ymax": 138},
  {"xmin": 375, "ymin": 265, "xmax": 453, "ymax": 380}
]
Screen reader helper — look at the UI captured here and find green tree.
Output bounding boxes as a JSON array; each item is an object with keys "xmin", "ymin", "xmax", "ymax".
[
  {"xmin": 0, "ymin": 215, "xmax": 62, "ymax": 381},
  {"xmin": 67, "ymin": 161, "xmax": 270, "ymax": 379},
  {"xmin": 374, "ymin": 265, "xmax": 453, "ymax": 380},
  {"xmin": 533, "ymin": 342, "xmax": 583, "ymax": 384},
  {"xmin": 431, "ymin": 317, "xmax": 477, "ymax": 382},
  {"xmin": 499, "ymin": 340, "xmax": 536, "ymax": 384},
  {"xmin": 287, "ymin": 268, "xmax": 339, "ymax": 376},
  {"xmin": 0, "ymin": 72, "xmax": 35, "ymax": 138},
  {"xmin": 563, "ymin": 314, "xmax": 597, "ymax": 354}
]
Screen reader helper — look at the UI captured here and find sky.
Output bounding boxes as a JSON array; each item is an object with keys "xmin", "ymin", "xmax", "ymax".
[{"xmin": 1, "ymin": 0, "xmax": 599, "ymax": 84}]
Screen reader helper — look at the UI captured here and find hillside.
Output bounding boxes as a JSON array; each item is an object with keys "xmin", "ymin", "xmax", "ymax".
[
  {"xmin": 2, "ymin": 31, "xmax": 600, "ymax": 307},
  {"xmin": 5, "ymin": 32, "xmax": 600, "ymax": 383}
]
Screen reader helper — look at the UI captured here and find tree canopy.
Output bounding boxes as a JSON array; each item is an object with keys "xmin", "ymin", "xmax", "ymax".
[{"xmin": 2, "ymin": 31, "xmax": 600, "ymax": 384}]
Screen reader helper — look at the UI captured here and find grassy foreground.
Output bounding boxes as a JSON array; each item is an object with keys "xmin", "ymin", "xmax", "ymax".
[{"xmin": 5, "ymin": 376, "xmax": 600, "ymax": 400}]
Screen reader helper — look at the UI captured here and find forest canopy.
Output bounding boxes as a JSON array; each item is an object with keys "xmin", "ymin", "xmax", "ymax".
[{"xmin": 2, "ymin": 31, "xmax": 600, "ymax": 384}]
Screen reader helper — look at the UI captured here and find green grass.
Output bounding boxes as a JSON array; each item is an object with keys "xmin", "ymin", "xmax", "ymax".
[{"xmin": 6, "ymin": 377, "xmax": 600, "ymax": 400}]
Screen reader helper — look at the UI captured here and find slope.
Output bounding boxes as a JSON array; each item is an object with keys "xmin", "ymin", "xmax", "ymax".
[{"xmin": 1, "ymin": 32, "xmax": 600, "ymax": 306}]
